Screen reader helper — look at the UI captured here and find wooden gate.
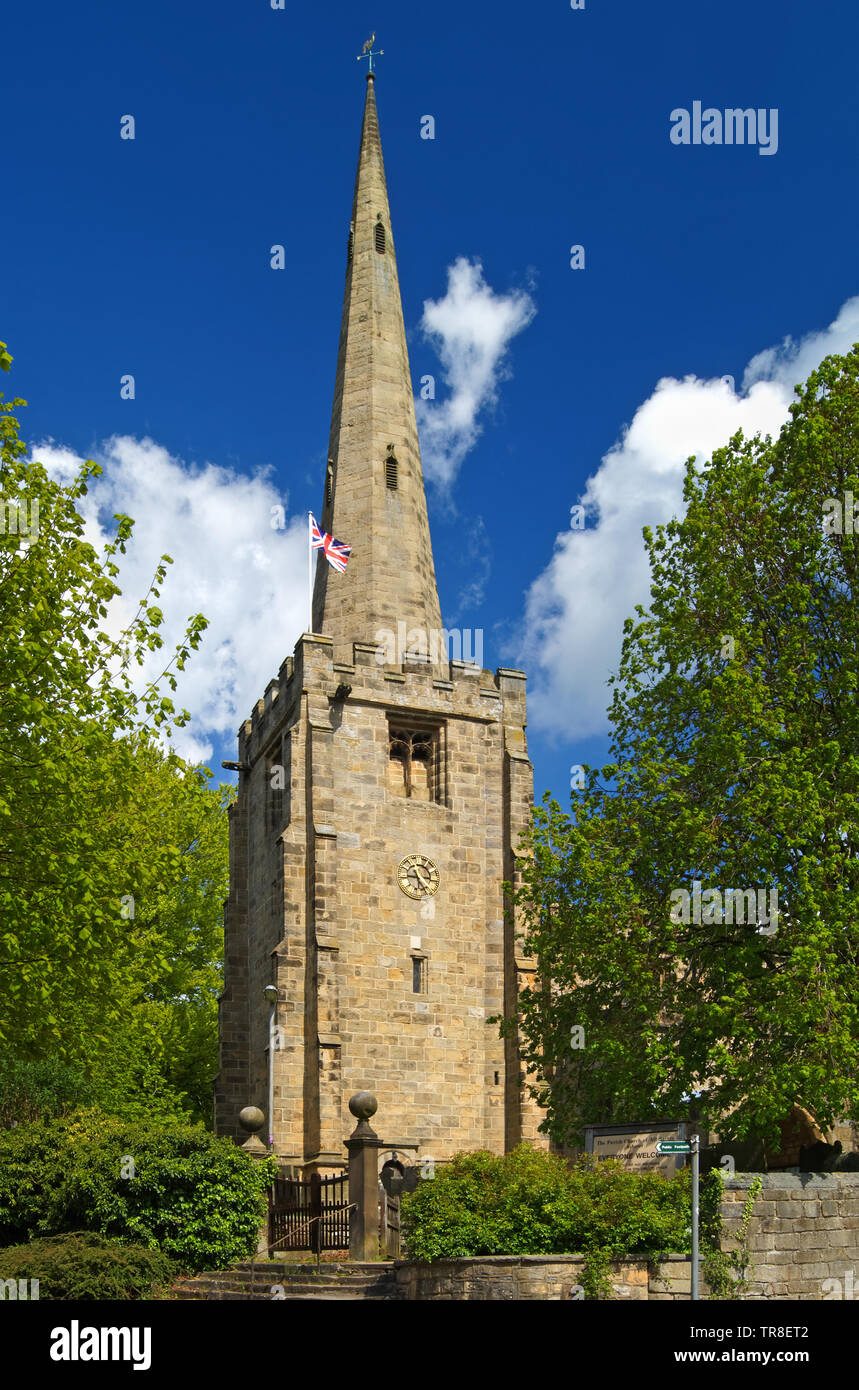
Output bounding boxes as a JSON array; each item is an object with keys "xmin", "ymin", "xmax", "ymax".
[
  {"xmin": 379, "ymin": 1183, "xmax": 401, "ymax": 1258},
  {"xmin": 268, "ymin": 1171, "xmax": 350, "ymax": 1254}
]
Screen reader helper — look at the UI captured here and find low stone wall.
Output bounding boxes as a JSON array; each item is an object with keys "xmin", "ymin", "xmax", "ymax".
[
  {"xmin": 393, "ymin": 1253, "xmax": 698, "ymax": 1300},
  {"xmin": 721, "ymin": 1172, "xmax": 859, "ymax": 1299},
  {"xmin": 392, "ymin": 1175, "xmax": 859, "ymax": 1299}
]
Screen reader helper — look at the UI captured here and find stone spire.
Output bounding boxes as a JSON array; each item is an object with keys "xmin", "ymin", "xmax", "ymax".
[{"xmin": 312, "ymin": 72, "xmax": 443, "ymax": 661}]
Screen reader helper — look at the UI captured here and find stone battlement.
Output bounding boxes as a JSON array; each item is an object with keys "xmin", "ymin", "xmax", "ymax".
[{"xmin": 237, "ymin": 631, "xmax": 527, "ymax": 769}]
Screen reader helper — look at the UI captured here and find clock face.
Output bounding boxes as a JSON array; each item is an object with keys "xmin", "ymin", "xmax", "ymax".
[{"xmin": 397, "ymin": 854, "xmax": 440, "ymax": 900}]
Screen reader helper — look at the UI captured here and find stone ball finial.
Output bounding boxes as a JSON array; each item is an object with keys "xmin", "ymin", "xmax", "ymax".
[
  {"xmin": 238, "ymin": 1105, "xmax": 266, "ymax": 1134},
  {"xmin": 349, "ymin": 1091, "xmax": 378, "ymax": 1122}
]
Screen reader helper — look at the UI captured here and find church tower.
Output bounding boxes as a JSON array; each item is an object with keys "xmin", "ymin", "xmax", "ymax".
[{"xmin": 215, "ymin": 68, "xmax": 543, "ymax": 1171}]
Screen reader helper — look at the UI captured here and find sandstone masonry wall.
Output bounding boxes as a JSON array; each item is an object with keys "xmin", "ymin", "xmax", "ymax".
[
  {"xmin": 721, "ymin": 1172, "xmax": 859, "ymax": 1299},
  {"xmin": 392, "ymin": 1253, "xmax": 698, "ymax": 1300}
]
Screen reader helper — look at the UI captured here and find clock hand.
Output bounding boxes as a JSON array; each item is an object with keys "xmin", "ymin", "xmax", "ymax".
[{"xmin": 412, "ymin": 865, "xmax": 430, "ymax": 890}]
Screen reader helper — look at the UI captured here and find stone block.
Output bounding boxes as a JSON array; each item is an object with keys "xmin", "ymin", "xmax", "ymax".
[{"xmin": 823, "ymin": 1229, "xmax": 849, "ymax": 1247}]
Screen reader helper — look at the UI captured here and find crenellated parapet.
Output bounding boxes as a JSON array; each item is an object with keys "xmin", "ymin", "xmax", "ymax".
[{"xmin": 237, "ymin": 630, "xmax": 529, "ymax": 774}]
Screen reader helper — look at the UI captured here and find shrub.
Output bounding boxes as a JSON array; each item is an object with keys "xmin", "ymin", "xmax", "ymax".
[
  {"xmin": 0, "ymin": 1109, "xmax": 277, "ymax": 1272},
  {"xmin": 0, "ymin": 1232, "xmax": 178, "ymax": 1300},
  {"xmin": 401, "ymin": 1145, "xmax": 704, "ymax": 1296},
  {"xmin": 0, "ymin": 1051, "xmax": 196, "ymax": 1131},
  {"xmin": 0, "ymin": 1058, "xmax": 97, "ymax": 1129}
]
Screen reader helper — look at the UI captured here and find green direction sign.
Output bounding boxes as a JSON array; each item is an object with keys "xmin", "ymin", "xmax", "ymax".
[{"xmin": 657, "ymin": 1141, "xmax": 691, "ymax": 1154}]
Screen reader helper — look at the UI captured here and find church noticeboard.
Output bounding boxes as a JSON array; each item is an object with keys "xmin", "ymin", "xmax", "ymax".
[{"xmin": 584, "ymin": 1122, "xmax": 688, "ymax": 1175}]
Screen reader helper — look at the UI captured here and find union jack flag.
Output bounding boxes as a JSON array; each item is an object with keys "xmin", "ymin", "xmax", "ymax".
[{"xmin": 311, "ymin": 513, "xmax": 352, "ymax": 573}]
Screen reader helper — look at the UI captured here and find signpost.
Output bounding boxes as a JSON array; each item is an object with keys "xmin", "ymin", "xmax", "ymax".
[
  {"xmin": 659, "ymin": 1135, "xmax": 700, "ymax": 1300},
  {"xmin": 584, "ymin": 1122, "xmax": 690, "ymax": 1175}
]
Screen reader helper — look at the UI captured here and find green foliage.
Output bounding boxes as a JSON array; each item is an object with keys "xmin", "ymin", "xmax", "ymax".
[
  {"xmin": 0, "ymin": 361, "xmax": 230, "ymax": 1121},
  {"xmin": 0, "ymin": 752, "xmax": 229, "ymax": 1127},
  {"xmin": 401, "ymin": 1146, "xmax": 695, "ymax": 1298},
  {"xmin": 698, "ymin": 1167, "xmax": 723, "ymax": 1252},
  {"xmin": 0, "ymin": 1058, "xmax": 97, "ymax": 1129},
  {"xmin": 55, "ymin": 762, "xmax": 231, "ymax": 1128},
  {"xmin": 0, "ymin": 1231, "xmax": 178, "ymax": 1300},
  {"xmin": 0, "ymin": 379, "xmax": 211, "ymax": 1060},
  {"xmin": 509, "ymin": 345, "xmax": 859, "ymax": 1148},
  {"xmin": 126, "ymin": 772, "xmax": 231, "ymax": 1127},
  {"xmin": 703, "ymin": 1173, "xmax": 763, "ymax": 1299},
  {"xmin": 0, "ymin": 1111, "xmax": 277, "ymax": 1272}
]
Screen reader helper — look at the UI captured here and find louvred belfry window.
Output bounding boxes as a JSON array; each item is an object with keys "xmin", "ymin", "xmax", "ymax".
[
  {"xmin": 375, "ymin": 219, "xmax": 386, "ymax": 254},
  {"xmin": 388, "ymin": 728, "xmax": 435, "ymax": 800}
]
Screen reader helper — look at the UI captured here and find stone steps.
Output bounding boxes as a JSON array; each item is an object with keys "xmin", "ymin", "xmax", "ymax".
[{"xmin": 171, "ymin": 1261, "xmax": 402, "ymax": 1302}]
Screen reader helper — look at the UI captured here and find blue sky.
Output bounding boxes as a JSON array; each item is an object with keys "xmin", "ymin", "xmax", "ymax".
[{"xmin": 3, "ymin": 0, "xmax": 859, "ymax": 801}]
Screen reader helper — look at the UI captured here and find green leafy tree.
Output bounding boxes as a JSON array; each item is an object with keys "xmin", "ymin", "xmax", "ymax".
[
  {"xmin": 139, "ymin": 771, "xmax": 231, "ymax": 1125},
  {"xmin": 0, "ymin": 370, "xmax": 212, "ymax": 1062},
  {"xmin": 62, "ymin": 758, "xmax": 231, "ymax": 1126},
  {"xmin": 0, "ymin": 756, "xmax": 229, "ymax": 1128},
  {"xmin": 511, "ymin": 345, "xmax": 859, "ymax": 1149}
]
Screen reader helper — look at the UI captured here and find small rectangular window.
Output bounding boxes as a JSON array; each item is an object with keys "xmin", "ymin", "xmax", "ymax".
[{"xmin": 412, "ymin": 957, "xmax": 427, "ymax": 994}]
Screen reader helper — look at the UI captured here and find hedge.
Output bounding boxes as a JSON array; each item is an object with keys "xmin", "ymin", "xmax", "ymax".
[{"xmin": 0, "ymin": 1108, "xmax": 277, "ymax": 1272}]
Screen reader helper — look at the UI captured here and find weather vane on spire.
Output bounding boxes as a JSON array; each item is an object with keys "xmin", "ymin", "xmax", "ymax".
[{"xmin": 357, "ymin": 32, "xmax": 384, "ymax": 73}]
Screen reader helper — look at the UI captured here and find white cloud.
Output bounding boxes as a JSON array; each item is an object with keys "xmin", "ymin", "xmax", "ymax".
[
  {"xmin": 30, "ymin": 435, "xmax": 307, "ymax": 765},
  {"xmin": 742, "ymin": 295, "xmax": 859, "ymax": 392},
  {"xmin": 415, "ymin": 257, "xmax": 536, "ymax": 489},
  {"xmin": 519, "ymin": 296, "xmax": 859, "ymax": 741}
]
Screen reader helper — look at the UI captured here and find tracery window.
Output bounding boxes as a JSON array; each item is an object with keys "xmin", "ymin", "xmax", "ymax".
[{"xmin": 388, "ymin": 727, "xmax": 436, "ymax": 800}]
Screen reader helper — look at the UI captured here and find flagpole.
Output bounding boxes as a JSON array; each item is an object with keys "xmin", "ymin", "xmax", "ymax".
[{"xmin": 308, "ymin": 511, "xmax": 313, "ymax": 634}]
